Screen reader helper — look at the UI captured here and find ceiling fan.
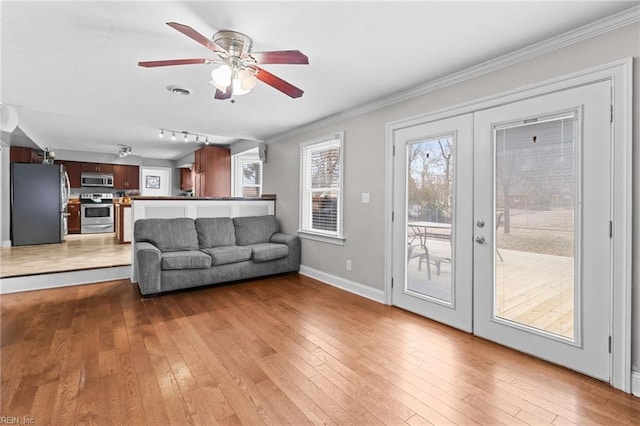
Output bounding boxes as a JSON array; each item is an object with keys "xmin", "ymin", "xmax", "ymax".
[{"xmin": 139, "ymin": 22, "xmax": 308, "ymax": 100}]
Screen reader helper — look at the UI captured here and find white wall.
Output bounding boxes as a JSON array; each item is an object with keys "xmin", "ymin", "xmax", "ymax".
[
  {"xmin": 0, "ymin": 140, "xmax": 11, "ymax": 246},
  {"xmin": 55, "ymin": 148, "xmax": 141, "ymax": 165},
  {"xmin": 262, "ymin": 24, "xmax": 640, "ymax": 372},
  {"xmin": 140, "ymin": 167, "xmax": 172, "ymax": 197}
]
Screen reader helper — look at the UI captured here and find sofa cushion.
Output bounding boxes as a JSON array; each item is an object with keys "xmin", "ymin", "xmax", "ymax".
[
  {"xmin": 161, "ymin": 251, "xmax": 212, "ymax": 270},
  {"xmin": 246, "ymin": 243, "xmax": 289, "ymax": 262},
  {"xmin": 195, "ymin": 218, "xmax": 236, "ymax": 248},
  {"xmin": 135, "ymin": 218, "xmax": 199, "ymax": 252},
  {"xmin": 233, "ymin": 215, "xmax": 280, "ymax": 246},
  {"xmin": 202, "ymin": 246, "xmax": 252, "ymax": 266}
]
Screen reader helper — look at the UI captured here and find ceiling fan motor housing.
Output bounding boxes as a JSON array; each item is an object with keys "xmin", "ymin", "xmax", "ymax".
[{"xmin": 213, "ymin": 30, "xmax": 253, "ymax": 57}]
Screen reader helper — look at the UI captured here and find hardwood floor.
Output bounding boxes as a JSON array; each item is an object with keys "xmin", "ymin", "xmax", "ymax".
[
  {"xmin": 1, "ymin": 274, "xmax": 638, "ymax": 425},
  {"xmin": 0, "ymin": 233, "xmax": 130, "ymax": 278}
]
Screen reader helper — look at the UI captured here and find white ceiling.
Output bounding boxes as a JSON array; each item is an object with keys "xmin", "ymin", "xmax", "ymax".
[{"xmin": 1, "ymin": 1, "xmax": 636, "ymax": 160}]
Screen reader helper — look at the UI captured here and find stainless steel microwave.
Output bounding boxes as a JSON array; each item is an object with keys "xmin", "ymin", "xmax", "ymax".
[{"xmin": 81, "ymin": 173, "xmax": 114, "ymax": 187}]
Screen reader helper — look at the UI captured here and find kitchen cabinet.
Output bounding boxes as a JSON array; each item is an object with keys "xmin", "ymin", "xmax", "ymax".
[
  {"xmin": 82, "ymin": 162, "xmax": 114, "ymax": 174},
  {"xmin": 180, "ymin": 168, "xmax": 193, "ymax": 191},
  {"xmin": 67, "ymin": 202, "xmax": 81, "ymax": 234},
  {"xmin": 113, "ymin": 165, "xmax": 139, "ymax": 189},
  {"xmin": 55, "ymin": 160, "xmax": 82, "ymax": 187},
  {"xmin": 10, "ymin": 146, "xmax": 38, "ymax": 163},
  {"xmin": 193, "ymin": 146, "xmax": 230, "ymax": 197},
  {"xmin": 194, "ymin": 172, "xmax": 204, "ymax": 197},
  {"xmin": 194, "ymin": 148, "xmax": 205, "ymax": 173}
]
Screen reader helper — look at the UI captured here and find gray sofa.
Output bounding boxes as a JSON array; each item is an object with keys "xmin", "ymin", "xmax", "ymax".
[{"xmin": 134, "ymin": 215, "xmax": 300, "ymax": 296}]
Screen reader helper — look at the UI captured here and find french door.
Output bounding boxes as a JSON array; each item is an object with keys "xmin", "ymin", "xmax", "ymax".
[
  {"xmin": 391, "ymin": 114, "xmax": 474, "ymax": 332},
  {"xmin": 473, "ymin": 81, "xmax": 611, "ymax": 380},
  {"xmin": 392, "ymin": 81, "xmax": 612, "ymax": 380}
]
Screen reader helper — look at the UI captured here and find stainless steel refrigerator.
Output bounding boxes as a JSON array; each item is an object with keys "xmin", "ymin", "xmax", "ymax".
[{"xmin": 10, "ymin": 163, "xmax": 70, "ymax": 246}]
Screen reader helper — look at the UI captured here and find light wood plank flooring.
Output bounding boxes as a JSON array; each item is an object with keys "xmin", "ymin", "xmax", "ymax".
[
  {"xmin": 1, "ymin": 274, "xmax": 638, "ymax": 425},
  {"xmin": 0, "ymin": 234, "xmax": 130, "ymax": 278}
]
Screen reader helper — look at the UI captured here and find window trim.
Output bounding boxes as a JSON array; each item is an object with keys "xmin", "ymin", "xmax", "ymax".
[{"xmin": 298, "ymin": 132, "xmax": 345, "ymax": 244}]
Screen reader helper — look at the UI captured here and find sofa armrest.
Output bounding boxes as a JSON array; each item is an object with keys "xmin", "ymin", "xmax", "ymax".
[
  {"xmin": 136, "ymin": 242, "xmax": 162, "ymax": 296},
  {"xmin": 270, "ymin": 233, "xmax": 301, "ymax": 271}
]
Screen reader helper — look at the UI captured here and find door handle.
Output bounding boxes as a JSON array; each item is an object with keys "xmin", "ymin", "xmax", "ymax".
[{"xmin": 475, "ymin": 236, "xmax": 486, "ymax": 245}]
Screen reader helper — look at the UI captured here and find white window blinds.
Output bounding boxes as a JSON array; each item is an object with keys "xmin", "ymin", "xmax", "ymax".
[{"xmin": 300, "ymin": 134, "xmax": 343, "ymax": 238}]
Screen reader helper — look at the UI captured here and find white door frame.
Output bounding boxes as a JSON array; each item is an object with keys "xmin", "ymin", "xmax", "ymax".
[{"xmin": 384, "ymin": 58, "xmax": 632, "ymax": 392}]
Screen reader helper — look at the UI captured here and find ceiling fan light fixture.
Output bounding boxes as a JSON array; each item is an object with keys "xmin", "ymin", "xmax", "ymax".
[
  {"xmin": 210, "ymin": 65, "xmax": 232, "ymax": 91},
  {"xmin": 141, "ymin": 23, "xmax": 307, "ymax": 99},
  {"xmin": 239, "ymin": 68, "xmax": 258, "ymax": 90},
  {"xmin": 231, "ymin": 68, "xmax": 258, "ymax": 96}
]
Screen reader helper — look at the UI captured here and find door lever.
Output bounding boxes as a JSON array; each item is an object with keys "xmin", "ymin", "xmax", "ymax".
[{"xmin": 475, "ymin": 236, "xmax": 486, "ymax": 245}]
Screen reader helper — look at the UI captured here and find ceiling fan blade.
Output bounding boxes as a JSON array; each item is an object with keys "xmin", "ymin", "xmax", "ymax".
[
  {"xmin": 251, "ymin": 50, "xmax": 309, "ymax": 65},
  {"xmin": 138, "ymin": 58, "xmax": 213, "ymax": 68},
  {"xmin": 255, "ymin": 67, "xmax": 304, "ymax": 98},
  {"xmin": 166, "ymin": 22, "xmax": 228, "ymax": 54},
  {"xmin": 215, "ymin": 86, "xmax": 232, "ymax": 100}
]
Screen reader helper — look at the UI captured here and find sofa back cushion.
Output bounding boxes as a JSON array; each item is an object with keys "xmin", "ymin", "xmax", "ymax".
[
  {"xmin": 233, "ymin": 215, "xmax": 280, "ymax": 246},
  {"xmin": 195, "ymin": 217, "xmax": 236, "ymax": 248},
  {"xmin": 134, "ymin": 218, "xmax": 199, "ymax": 252}
]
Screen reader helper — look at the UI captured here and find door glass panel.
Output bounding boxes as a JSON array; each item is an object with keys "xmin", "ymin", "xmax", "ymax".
[
  {"xmin": 406, "ymin": 136, "xmax": 454, "ymax": 303},
  {"xmin": 494, "ymin": 114, "xmax": 577, "ymax": 340}
]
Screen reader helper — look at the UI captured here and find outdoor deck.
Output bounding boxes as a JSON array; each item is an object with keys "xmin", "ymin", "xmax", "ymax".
[{"xmin": 407, "ymin": 240, "xmax": 574, "ymax": 339}]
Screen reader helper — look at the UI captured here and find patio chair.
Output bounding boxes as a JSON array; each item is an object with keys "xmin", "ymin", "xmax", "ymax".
[{"xmin": 408, "ymin": 224, "xmax": 450, "ymax": 280}]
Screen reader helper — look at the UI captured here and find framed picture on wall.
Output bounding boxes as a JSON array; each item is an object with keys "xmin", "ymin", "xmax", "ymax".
[{"xmin": 146, "ymin": 175, "xmax": 161, "ymax": 189}]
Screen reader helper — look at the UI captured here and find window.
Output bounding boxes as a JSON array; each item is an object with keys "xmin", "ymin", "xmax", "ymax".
[
  {"xmin": 232, "ymin": 150, "xmax": 262, "ymax": 198},
  {"xmin": 300, "ymin": 132, "xmax": 344, "ymax": 243},
  {"xmin": 239, "ymin": 158, "xmax": 262, "ymax": 197}
]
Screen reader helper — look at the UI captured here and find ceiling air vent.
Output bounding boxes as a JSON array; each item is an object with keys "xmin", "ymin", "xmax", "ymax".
[{"xmin": 166, "ymin": 85, "xmax": 191, "ymax": 95}]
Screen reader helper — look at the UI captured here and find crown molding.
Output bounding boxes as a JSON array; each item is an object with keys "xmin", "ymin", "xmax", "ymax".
[{"xmin": 267, "ymin": 5, "xmax": 640, "ymax": 144}]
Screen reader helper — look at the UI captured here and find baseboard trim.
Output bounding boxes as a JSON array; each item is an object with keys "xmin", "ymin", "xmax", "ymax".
[
  {"xmin": 299, "ymin": 265, "xmax": 385, "ymax": 304},
  {"xmin": 632, "ymin": 371, "xmax": 640, "ymax": 397},
  {"xmin": 0, "ymin": 266, "xmax": 131, "ymax": 294},
  {"xmin": 1, "ymin": 240, "xmax": 11, "ymax": 248}
]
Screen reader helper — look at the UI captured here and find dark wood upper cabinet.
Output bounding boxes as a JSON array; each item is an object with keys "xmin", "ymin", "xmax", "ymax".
[
  {"xmin": 193, "ymin": 146, "xmax": 230, "ymax": 197},
  {"xmin": 81, "ymin": 162, "xmax": 114, "ymax": 174},
  {"xmin": 55, "ymin": 160, "xmax": 83, "ymax": 187},
  {"xmin": 10, "ymin": 146, "xmax": 38, "ymax": 163},
  {"xmin": 127, "ymin": 166, "xmax": 139, "ymax": 190},
  {"xmin": 180, "ymin": 168, "xmax": 193, "ymax": 191},
  {"xmin": 114, "ymin": 165, "xmax": 139, "ymax": 190}
]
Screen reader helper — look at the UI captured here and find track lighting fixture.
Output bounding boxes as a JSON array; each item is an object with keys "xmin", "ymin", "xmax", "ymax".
[
  {"xmin": 118, "ymin": 146, "xmax": 132, "ymax": 158},
  {"xmin": 157, "ymin": 128, "xmax": 214, "ymax": 145}
]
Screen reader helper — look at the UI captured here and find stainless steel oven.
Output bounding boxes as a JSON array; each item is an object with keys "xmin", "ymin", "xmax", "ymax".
[{"xmin": 80, "ymin": 193, "xmax": 114, "ymax": 233}]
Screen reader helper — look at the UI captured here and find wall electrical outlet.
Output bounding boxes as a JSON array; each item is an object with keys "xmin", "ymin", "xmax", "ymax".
[{"xmin": 346, "ymin": 259, "xmax": 352, "ymax": 271}]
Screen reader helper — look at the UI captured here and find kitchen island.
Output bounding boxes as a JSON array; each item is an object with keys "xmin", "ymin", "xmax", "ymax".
[{"xmin": 130, "ymin": 196, "xmax": 275, "ymax": 221}]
